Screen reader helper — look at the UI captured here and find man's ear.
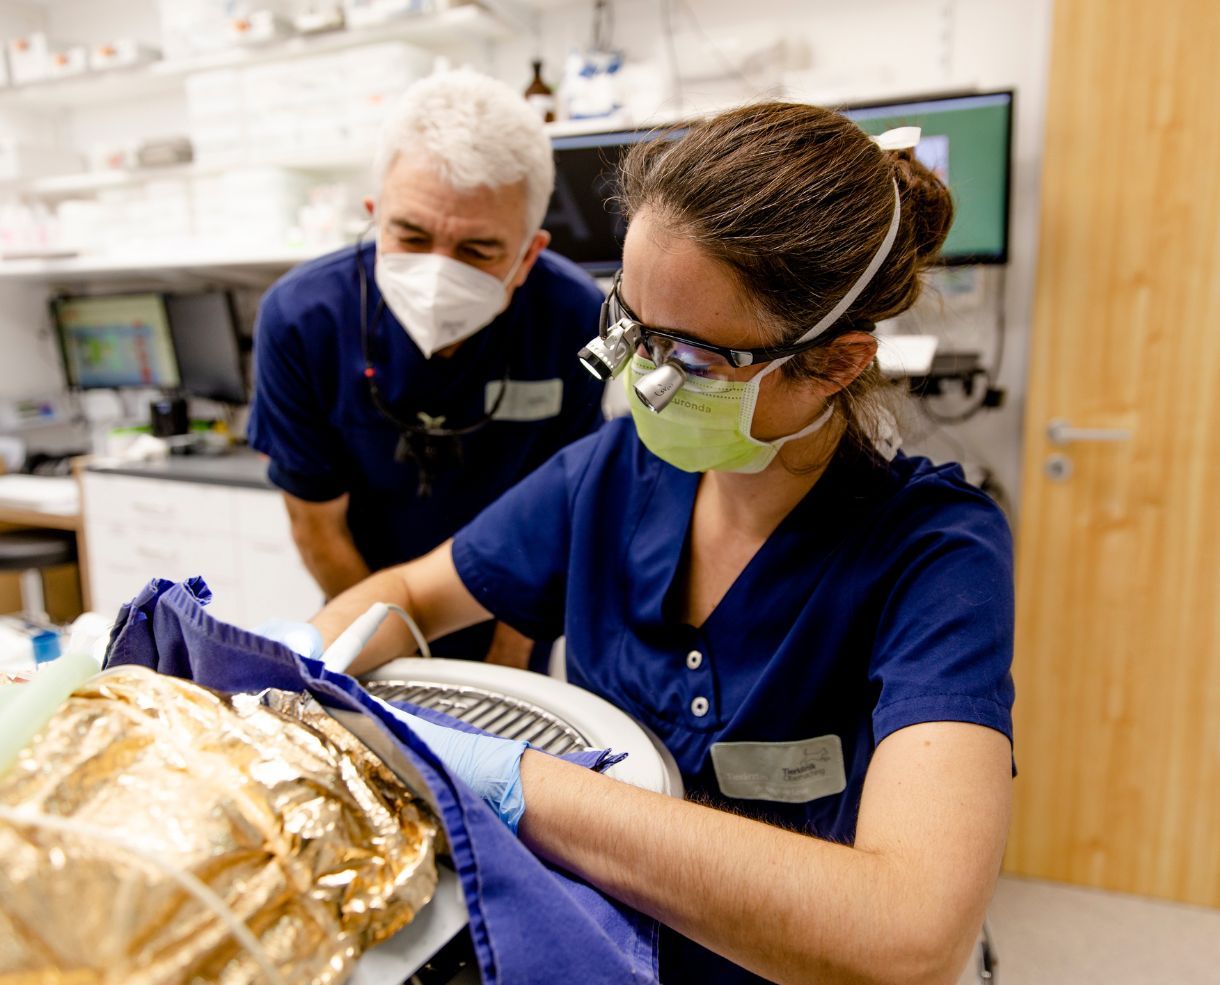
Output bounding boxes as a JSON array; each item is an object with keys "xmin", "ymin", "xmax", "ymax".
[
  {"xmin": 509, "ymin": 229, "xmax": 551, "ymax": 290},
  {"xmin": 813, "ymin": 332, "xmax": 879, "ymax": 397}
]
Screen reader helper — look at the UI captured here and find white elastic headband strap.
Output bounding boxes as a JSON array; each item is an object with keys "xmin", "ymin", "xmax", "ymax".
[
  {"xmin": 757, "ymin": 178, "xmax": 902, "ymax": 383},
  {"xmin": 795, "ymin": 178, "xmax": 902, "ymax": 346}
]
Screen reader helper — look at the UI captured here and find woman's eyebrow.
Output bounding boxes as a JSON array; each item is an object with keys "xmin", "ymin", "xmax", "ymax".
[{"xmin": 620, "ymin": 284, "xmax": 723, "ymax": 347}]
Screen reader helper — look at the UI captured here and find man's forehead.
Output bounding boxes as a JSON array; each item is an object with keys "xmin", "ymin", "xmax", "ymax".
[{"xmin": 380, "ymin": 167, "xmax": 526, "ymax": 243}]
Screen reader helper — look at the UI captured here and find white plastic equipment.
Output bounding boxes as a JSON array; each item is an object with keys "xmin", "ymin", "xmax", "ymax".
[{"xmin": 363, "ymin": 657, "xmax": 683, "ymax": 796}]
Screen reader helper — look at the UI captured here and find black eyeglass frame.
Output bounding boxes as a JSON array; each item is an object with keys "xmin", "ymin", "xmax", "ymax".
[{"xmin": 602, "ymin": 268, "xmax": 857, "ymax": 369}]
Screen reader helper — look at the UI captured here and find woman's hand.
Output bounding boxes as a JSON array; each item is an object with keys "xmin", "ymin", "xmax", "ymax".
[{"xmin": 376, "ymin": 699, "xmax": 529, "ymax": 833}]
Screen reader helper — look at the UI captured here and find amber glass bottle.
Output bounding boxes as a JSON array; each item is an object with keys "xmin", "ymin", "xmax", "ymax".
[{"xmin": 524, "ymin": 59, "xmax": 556, "ymax": 123}]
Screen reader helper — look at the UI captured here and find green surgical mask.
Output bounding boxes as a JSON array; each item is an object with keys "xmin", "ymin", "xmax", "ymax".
[{"xmin": 626, "ymin": 355, "xmax": 834, "ymax": 473}]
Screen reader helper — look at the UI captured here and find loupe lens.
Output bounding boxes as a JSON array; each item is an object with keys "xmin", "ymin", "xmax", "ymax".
[{"xmin": 634, "ymin": 360, "xmax": 687, "ymax": 413}]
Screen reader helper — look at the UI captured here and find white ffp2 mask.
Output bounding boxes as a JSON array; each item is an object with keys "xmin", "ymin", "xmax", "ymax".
[{"xmin": 375, "ymin": 250, "xmax": 523, "ymax": 358}]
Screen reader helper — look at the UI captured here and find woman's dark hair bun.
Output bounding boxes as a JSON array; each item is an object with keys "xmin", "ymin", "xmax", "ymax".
[{"xmin": 889, "ymin": 148, "xmax": 955, "ymax": 264}]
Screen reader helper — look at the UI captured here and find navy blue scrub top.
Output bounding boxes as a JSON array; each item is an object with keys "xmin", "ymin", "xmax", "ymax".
[
  {"xmin": 248, "ymin": 242, "xmax": 606, "ymax": 625},
  {"xmin": 452, "ymin": 416, "xmax": 1016, "ymax": 985}
]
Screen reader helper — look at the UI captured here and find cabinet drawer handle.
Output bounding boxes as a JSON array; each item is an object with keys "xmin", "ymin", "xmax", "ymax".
[{"xmin": 130, "ymin": 500, "xmax": 174, "ymax": 515}]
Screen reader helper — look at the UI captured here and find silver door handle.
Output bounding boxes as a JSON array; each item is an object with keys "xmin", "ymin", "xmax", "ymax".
[{"xmin": 1047, "ymin": 419, "xmax": 1132, "ymax": 445}]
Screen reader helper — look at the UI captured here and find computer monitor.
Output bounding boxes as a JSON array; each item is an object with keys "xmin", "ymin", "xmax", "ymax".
[
  {"xmin": 165, "ymin": 291, "xmax": 246, "ymax": 404},
  {"xmin": 545, "ymin": 126, "xmax": 688, "ymax": 276},
  {"xmin": 52, "ymin": 293, "xmax": 180, "ymax": 390},
  {"xmin": 842, "ymin": 90, "xmax": 1014, "ymax": 264}
]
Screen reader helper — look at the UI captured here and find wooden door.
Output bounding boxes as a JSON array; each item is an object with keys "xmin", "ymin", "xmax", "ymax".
[{"xmin": 1006, "ymin": 0, "xmax": 1220, "ymax": 906}]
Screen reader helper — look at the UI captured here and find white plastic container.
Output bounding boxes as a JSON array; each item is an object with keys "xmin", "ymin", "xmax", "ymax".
[
  {"xmin": 7, "ymin": 34, "xmax": 52, "ymax": 85},
  {"xmin": 191, "ymin": 168, "xmax": 310, "ymax": 248},
  {"xmin": 344, "ymin": 0, "xmax": 431, "ymax": 28},
  {"xmin": 228, "ymin": 10, "xmax": 295, "ymax": 45},
  {"xmin": 55, "ymin": 199, "xmax": 104, "ymax": 253},
  {"xmin": 158, "ymin": 0, "xmax": 233, "ymax": 60},
  {"xmin": 0, "ymin": 616, "xmax": 61, "ymax": 675},
  {"xmin": 89, "ymin": 40, "xmax": 161, "ymax": 72},
  {"xmin": 47, "ymin": 46, "xmax": 89, "ymax": 78}
]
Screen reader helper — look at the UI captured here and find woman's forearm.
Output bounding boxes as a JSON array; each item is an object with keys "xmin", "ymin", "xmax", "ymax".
[
  {"xmin": 517, "ymin": 752, "xmax": 960, "ymax": 985},
  {"xmin": 311, "ymin": 567, "xmax": 419, "ymax": 671},
  {"xmin": 310, "ymin": 541, "xmax": 493, "ymax": 674}
]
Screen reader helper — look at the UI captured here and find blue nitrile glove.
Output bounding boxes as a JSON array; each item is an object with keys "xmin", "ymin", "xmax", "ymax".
[
  {"xmin": 255, "ymin": 619, "xmax": 324, "ymax": 660},
  {"xmin": 374, "ymin": 697, "xmax": 529, "ymax": 834}
]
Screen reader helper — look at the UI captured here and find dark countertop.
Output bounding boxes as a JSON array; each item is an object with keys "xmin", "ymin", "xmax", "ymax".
[{"xmin": 86, "ymin": 447, "xmax": 274, "ymax": 490}]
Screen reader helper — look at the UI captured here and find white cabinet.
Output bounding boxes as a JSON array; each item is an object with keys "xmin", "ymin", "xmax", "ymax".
[
  {"xmin": 82, "ymin": 471, "xmax": 321, "ymax": 628},
  {"xmin": 230, "ymin": 485, "xmax": 323, "ymax": 626}
]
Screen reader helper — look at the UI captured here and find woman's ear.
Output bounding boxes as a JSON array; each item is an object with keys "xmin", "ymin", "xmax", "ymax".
[{"xmin": 813, "ymin": 332, "xmax": 879, "ymax": 397}]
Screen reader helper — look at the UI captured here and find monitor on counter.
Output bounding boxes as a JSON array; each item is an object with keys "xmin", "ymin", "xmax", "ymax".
[
  {"xmin": 165, "ymin": 291, "xmax": 246, "ymax": 404},
  {"xmin": 52, "ymin": 292, "xmax": 179, "ymax": 390},
  {"xmin": 545, "ymin": 125, "xmax": 688, "ymax": 276},
  {"xmin": 53, "ymin": 289, "xmax": 246, "ymax": 402},
  {"xmin": 842, "ymin": 90, "xmax": 1014, "ymax": 264}
]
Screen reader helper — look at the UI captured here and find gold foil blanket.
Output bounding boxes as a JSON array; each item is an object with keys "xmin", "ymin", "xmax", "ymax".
[{"xmin": 0, "ymin": 666, "xmax": 438, "ymax": 985}]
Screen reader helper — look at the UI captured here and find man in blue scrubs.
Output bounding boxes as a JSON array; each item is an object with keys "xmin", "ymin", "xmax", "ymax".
[{"xmin": 249, "ymin": 69, "xmax": 605, "ymax": 661}]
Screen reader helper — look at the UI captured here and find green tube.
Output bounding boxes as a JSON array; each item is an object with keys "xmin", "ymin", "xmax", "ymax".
[{"xmin": 0, "ymin": 651, "xmax": 100, "ymax": 779}]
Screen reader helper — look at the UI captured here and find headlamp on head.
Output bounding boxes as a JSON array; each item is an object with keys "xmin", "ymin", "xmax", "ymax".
[{"xmin": 578, "ymin": 314, "xmax": 642, "ymax": 382}]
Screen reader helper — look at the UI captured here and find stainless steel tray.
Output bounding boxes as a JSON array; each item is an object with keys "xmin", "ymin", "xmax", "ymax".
[{"xmin": 365, "ymin": 680, "xmax": 590, "ymax": 756}]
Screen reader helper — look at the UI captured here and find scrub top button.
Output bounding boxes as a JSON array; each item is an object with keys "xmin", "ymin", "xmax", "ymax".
[
  {"xmin": 685, "ymin": 649, "xmax": 703, "ymax": 670},
  {"xmin": 691, "ymin": 696, "xmax": 709, "ymax": 717}
]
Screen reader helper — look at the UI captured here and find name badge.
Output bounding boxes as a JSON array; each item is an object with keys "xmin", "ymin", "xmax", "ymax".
[
  {"xmin": 485, "ymin": 379, "xmax": 563, "ymax": 422},
  {"xmin": 710, "ymin": 735, "xmax": 847, "ymax": 804}
]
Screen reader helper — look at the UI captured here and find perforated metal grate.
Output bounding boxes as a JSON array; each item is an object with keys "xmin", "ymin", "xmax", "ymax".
[{"xmin": 365, "ymin": 680, "xmax": 591, "ymax": 756}]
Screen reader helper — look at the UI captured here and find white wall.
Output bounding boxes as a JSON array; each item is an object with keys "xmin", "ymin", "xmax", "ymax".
[
  {"xmin": 0, "ymin": 2, "xmax": 67, "ymax": 420},
  {"xmin": 0, "ymin": 280, "xmax": 63, "ymax": 394}
]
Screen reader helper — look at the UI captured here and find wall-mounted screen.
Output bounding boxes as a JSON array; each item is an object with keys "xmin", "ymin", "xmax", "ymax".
[{"xmin": 843, "ymin": 90, "xmax": 1014, "ymax": 264}]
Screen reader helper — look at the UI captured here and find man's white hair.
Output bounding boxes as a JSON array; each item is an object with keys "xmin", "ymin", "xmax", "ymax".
[{"xmin": 374, "ymin": 67, "xmax": 555, "ymax": 234}]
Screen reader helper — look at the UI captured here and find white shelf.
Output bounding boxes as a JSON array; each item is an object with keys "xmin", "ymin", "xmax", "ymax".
[
  {"xmin": 18, "ymin": 121, "xmax": 653, "ymax": 199},
  {"xmin": 29, "ymin": 166, "xmax": 195, "ymax": 197},
  {"xmin": 0, "ymin": 5, "xmax": 514, "ymax": 109},
  {"xmin": 544, "ymin": 113, "xmax": 636, "ymax": 137},
  {"xmin": 150, "ymin": 5, "xmax": 512, "ymax": 76},
  {"xmin": 0, "ymin": 64, "xmax": 177, "ymax": 108},
  {"xmin": 0, "ymin": 244, "xmax": 338, "ymax": 282},
  {"xmin": 24, "ymin": 153, "xmax": 369, "ymax": 199}
]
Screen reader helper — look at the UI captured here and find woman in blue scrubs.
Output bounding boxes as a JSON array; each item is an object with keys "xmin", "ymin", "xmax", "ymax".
[{"xmin": 314, "ymin": 102, "xmax": 1015, "ymax": 984}]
